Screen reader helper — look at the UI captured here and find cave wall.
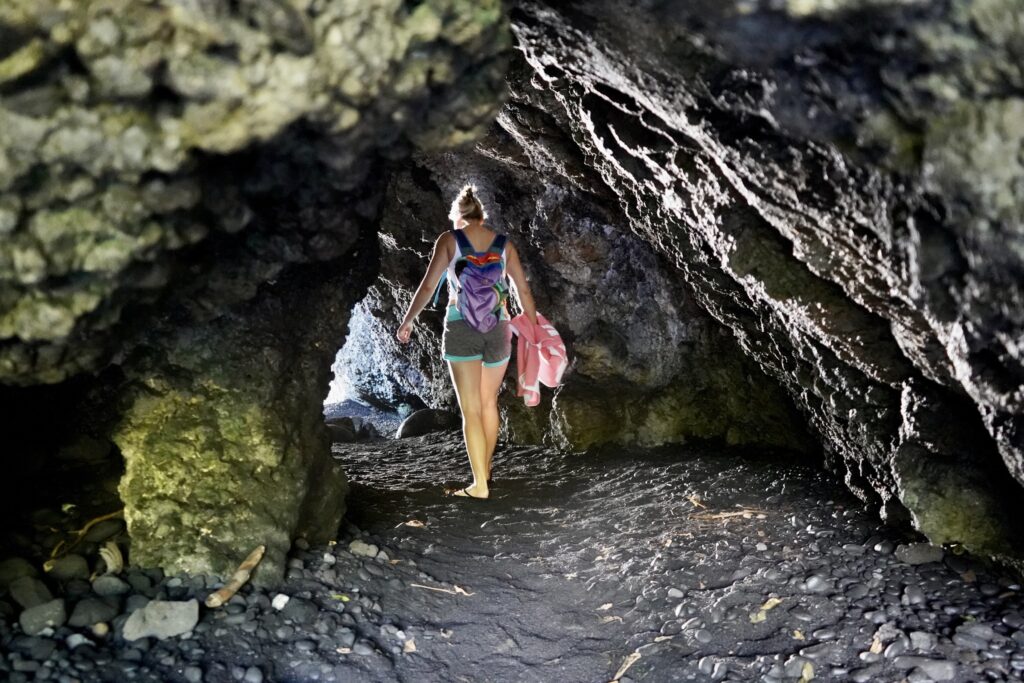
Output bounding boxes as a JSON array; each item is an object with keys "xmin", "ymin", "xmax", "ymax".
[
  {"xmin": 335, "ymin": 73, "xmax": 812, "ymax": 453},
  {"xmin": 0, "ymin": 0, "xmax": 510, "ymax": 582},
  {"xmin": 501, "ymin": 0, "xmax": 1024, "ymax": 562}
]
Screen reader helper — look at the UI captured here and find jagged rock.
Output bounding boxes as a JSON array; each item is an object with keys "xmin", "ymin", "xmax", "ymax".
[
  {"xmin": 122, "ymin": 599, "xmax": 199, "ymax": 641},
  {"xmin": 0, "ymin": 0, "xmax": 511, "ymax": 583},
  {"xmin": 396, "ymin": 409, "xmax": 460, "ymax": 439},
  {"xmin": 502, "ymin": 0, "xmax": 1024, "ymax": 561}
]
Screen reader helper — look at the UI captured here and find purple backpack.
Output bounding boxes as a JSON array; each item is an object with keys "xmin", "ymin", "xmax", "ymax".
[{"xmin": 434, "ymin": 229, "xmax": 509, "ymax": 333}]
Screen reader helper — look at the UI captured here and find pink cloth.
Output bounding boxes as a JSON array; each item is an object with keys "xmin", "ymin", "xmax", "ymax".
[{"xmin": 509, "ymin": 313, "xmax": 567, "ymax": 407}]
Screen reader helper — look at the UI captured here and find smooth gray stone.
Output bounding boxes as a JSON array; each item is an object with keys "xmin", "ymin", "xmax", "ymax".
[
  {"xmin": 280, "ymin": 597, "xmax": 318, "ymax": 623},
  {"xmin": 0, "ymin": 558, "xmax": 37, "ymax": 591},
  {"xmin": 92, "ymin": 576, "xmax": 130, "ymax": 597},
  {"xmin": 19, "ymin": 599, "xmax": 67, "ymax": 635},
  {"xmin": 243, "ymin": 667, "xmax": 263, "ymax": 683},
  {"xmin": 892, "ymin": 656, "xmax": 957, "ymax": 680},
  {"xmin": 47, "ymin": 556, "xmax": 89, "ymax": 582},
  {"xmin": 122, "ymin": 599, "xmax": 199, "ymax": 641},
  {"xmin": 83, "ymin": 520, "xmax": 125, "ymax": 543},
  {"xmin": 68, "ymin": 597, "xmax": 118, "ymax": 628},
  {"xmin": 9, "ymin": 577, "xmax": 53, "ymax": 609},
  {"xmin": 909, "ymin": 631, "xmax": 936, "ymax": 651},
  {"xmin": 895, "ymin": 543, "xmax": 943, "ymax": 566}
]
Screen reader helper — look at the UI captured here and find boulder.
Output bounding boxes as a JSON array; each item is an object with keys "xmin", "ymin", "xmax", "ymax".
[{"xmin": 396, "ymin": 409, "xmax": 460, "ymax": 439}]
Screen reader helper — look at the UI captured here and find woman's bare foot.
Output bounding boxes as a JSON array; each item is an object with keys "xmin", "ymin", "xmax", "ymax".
[{"xmin": 451, "ymin": 484, "xmax": 489, "ymax": 499}]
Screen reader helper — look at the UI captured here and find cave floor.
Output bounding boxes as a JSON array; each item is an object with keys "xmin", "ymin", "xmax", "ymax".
[
  {"xmin": 327, "ymin": 432, "xmax": 1024, "ymax": 683},
  {"xmin": 5, "ymin": 432, "xmax": 1024, "ymax": 682}
]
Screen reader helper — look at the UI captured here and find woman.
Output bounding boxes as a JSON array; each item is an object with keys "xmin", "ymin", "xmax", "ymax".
[{"xmin": 396, "ymin": 185, "xmax": 537, "ymax": 499}]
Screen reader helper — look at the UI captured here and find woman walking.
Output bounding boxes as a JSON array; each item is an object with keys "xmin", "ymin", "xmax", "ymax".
[{"xmin": 396, "ymin": 185, "xmax": 537, "ymax": 499}]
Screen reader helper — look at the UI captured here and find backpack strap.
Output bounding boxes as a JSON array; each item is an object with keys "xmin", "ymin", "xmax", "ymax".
[
  {"xmin": 430, "ymin": 273, "xmax": 445, "ymax": 306},
  {"xmin": 452, "ymin": 228, "xmax": 473, "ymax": 256},
  {"xmin": 487, "ymin": 234, "xmax": 507, "ymax": 255}
]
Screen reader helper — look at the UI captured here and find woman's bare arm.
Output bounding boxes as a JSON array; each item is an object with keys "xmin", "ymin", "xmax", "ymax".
[
  {"xmin": 397, "ymin": 232, "xmax": 453, "ymax": 342},
  {"xmin": 505, "ymin": 240, "xmax": 538, "ymax": 325}
]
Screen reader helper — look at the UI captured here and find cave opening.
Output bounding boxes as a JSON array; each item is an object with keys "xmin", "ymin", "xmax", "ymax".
[{"xmin": 4, "ymin": 1, "xmax": 1024, "ymax": 682}]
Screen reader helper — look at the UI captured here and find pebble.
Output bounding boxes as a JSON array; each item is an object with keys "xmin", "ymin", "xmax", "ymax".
[
  {"xmin": 69, "ymin": 597, "xmax": 119, "ymax": 627},
  {"xmin": 893, "ymin": 656, "xmax": 957, "ymax": 680},
  {"xmin": 184, "ymin": 666, "xmax": 203, "ymax": 683},
  {"xmin": 19, "ymin": 599, "xmax": 67, "ymax": 636},
  {"xmin": 895, "ymin": 543, "xmax": 943, "ymax": 566},
  {"xmin": 903, "ymin": 585, "xmax": 926, "ymax": 605},
  {"xmin": 243, "ymin": 666, "xmax": 264, "ymax": 683},
  {"xmin": 92, "ymin": 575, "xmax": 131, "ymax": 597},
  {"xmin": 349, "ymin": 540, "xmax": 379, "ymax": 558},
  {"xmin": 65, "ymin": 634, "xmax": 91, "ymax": 649},
  {"xmin": 353, "ymin": 642, "xmax": 374, "ymax": 656},
  {"xmin": 83, "ymin": 519, "xmax": 125, "ymax": 543},
  {"xmin": 0, "ymin": 558, "xmax": 37, "ymax": 590},
  {"xmin": 272, "ymin": 594, "xmax": 290, "ymax": 611},
  {"xmin": 9, "ymin": 577, "xmax": 53, "ymax": 609},
  {"xmin": 46, "ymin": 555, "xmax": 89, "ymax": 582}
]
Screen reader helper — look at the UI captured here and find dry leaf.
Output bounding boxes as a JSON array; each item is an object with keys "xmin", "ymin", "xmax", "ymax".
[
  {"xmin": 792, "ymin": 630, "xmax": 805, "ymax": 640},
  {"xmin": 798, "ymin": 661, "xmax": 814, "ymax": 682},
  {"xmin": 869, "ymin": 637, "xmax": 883, "ymax": 654},
  {"xmin": 653, "ymin": 635, "xmax": 674, "ymax": 642},
  {"xmin": 750, "ymin": 597, "xmax": 783, "ymax": 623},
  {"xmin": 389, "ymin": 559, "xmax": 401, "ymax": 565},
  {"xmin": 403, "ymin": 639, "xmax": 416, "ymax": 653},
  {"xmin": 599, "ymin": 615, "xmax": 623, "ymax": 624},
  {"xmin": 402, "ymin": 520, "xmax": 426, "ymax": 528},
  {"xmin": 597, "ymin": 603, "xmax": 613, "ymax": 611},
  {"xmin": 336, "ymin": 647, "xmax": 351, "ymax": 654},
  {"xmin": 99, "ymin": 542, "xmax": 123, "ymax": 575},
  {"xmin": 961, "ymin": 570, "xmax": 977, "ymax": 583},
  {"xmin": 440, "ymin": 628, "xmax": 453, "ymax": 638}
]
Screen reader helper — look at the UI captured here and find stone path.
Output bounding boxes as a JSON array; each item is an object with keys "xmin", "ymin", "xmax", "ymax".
[{"xmin": 4, "ymin": 431, "xmax": 1024, "ymax": 682}]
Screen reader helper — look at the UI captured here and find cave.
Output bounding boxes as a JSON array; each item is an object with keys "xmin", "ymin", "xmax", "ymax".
[{"xmin": 2, "ymin": 0, "xmax": 1024, "ymax": 681}]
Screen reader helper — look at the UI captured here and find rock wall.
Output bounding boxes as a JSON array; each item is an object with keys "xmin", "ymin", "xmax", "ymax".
[
  {"xmin": 0, "ymin": 0, "xmax": 510, "ymax": 582},
  {"xmin": 334, "ymin": 88, "xmax": 812, "ymax": 453},
  {"xmin": 504, "ymin": 0, "xmax": 1024, "ymax": 562}
]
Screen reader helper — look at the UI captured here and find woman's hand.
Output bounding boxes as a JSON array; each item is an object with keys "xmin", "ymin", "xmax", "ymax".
[{"xmin": 396, "ymin": 319, "xmax": 414, "ymax": 344}]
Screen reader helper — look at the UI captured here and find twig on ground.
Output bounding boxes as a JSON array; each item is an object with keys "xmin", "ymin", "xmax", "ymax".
[
  {"xmin": 409, "ymin": 583, "xmax": 475, "ymax": 596},
  {"xmin": 205, "ymin": 545, "xmax": 266, "ymax": 608},
  {"xmin": 47, "ymin": 509, "xmax": 125, "ymax": 563},
  {"xmin": 611, "ymin": 652, "xmax": 641, "ymax": 682}
]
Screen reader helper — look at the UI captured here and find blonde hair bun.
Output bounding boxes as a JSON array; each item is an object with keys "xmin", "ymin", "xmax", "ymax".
[{"xmin": 450, "ymin": 184, "xmax": 485, "ymax": 222}]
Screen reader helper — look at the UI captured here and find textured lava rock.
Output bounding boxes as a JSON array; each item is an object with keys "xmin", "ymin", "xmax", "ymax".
[
  {"xmin": 504, "ymin": 0, "xmax": 1024, "ymax": 561},
  {"xmin": 0, "ymin": 1, "xmax": 511, "ymax": 582},
  {"xmin": 333, "ymin": 114, "xmax": 811, "ymax": 452}
]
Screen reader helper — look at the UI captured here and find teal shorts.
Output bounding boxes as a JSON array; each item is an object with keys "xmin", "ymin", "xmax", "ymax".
[{"xmin": 442, "ymin": 306, "xmax": 511, "ymax": 366}]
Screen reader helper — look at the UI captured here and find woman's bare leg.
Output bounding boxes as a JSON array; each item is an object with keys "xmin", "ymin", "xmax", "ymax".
[
  {"xmin": 480, "ymin": 360, "xmax": 508, "ymax": 479},
  {"xmin": 448, "ymin": 360, "xmax": 489, "ymax": 498}
]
